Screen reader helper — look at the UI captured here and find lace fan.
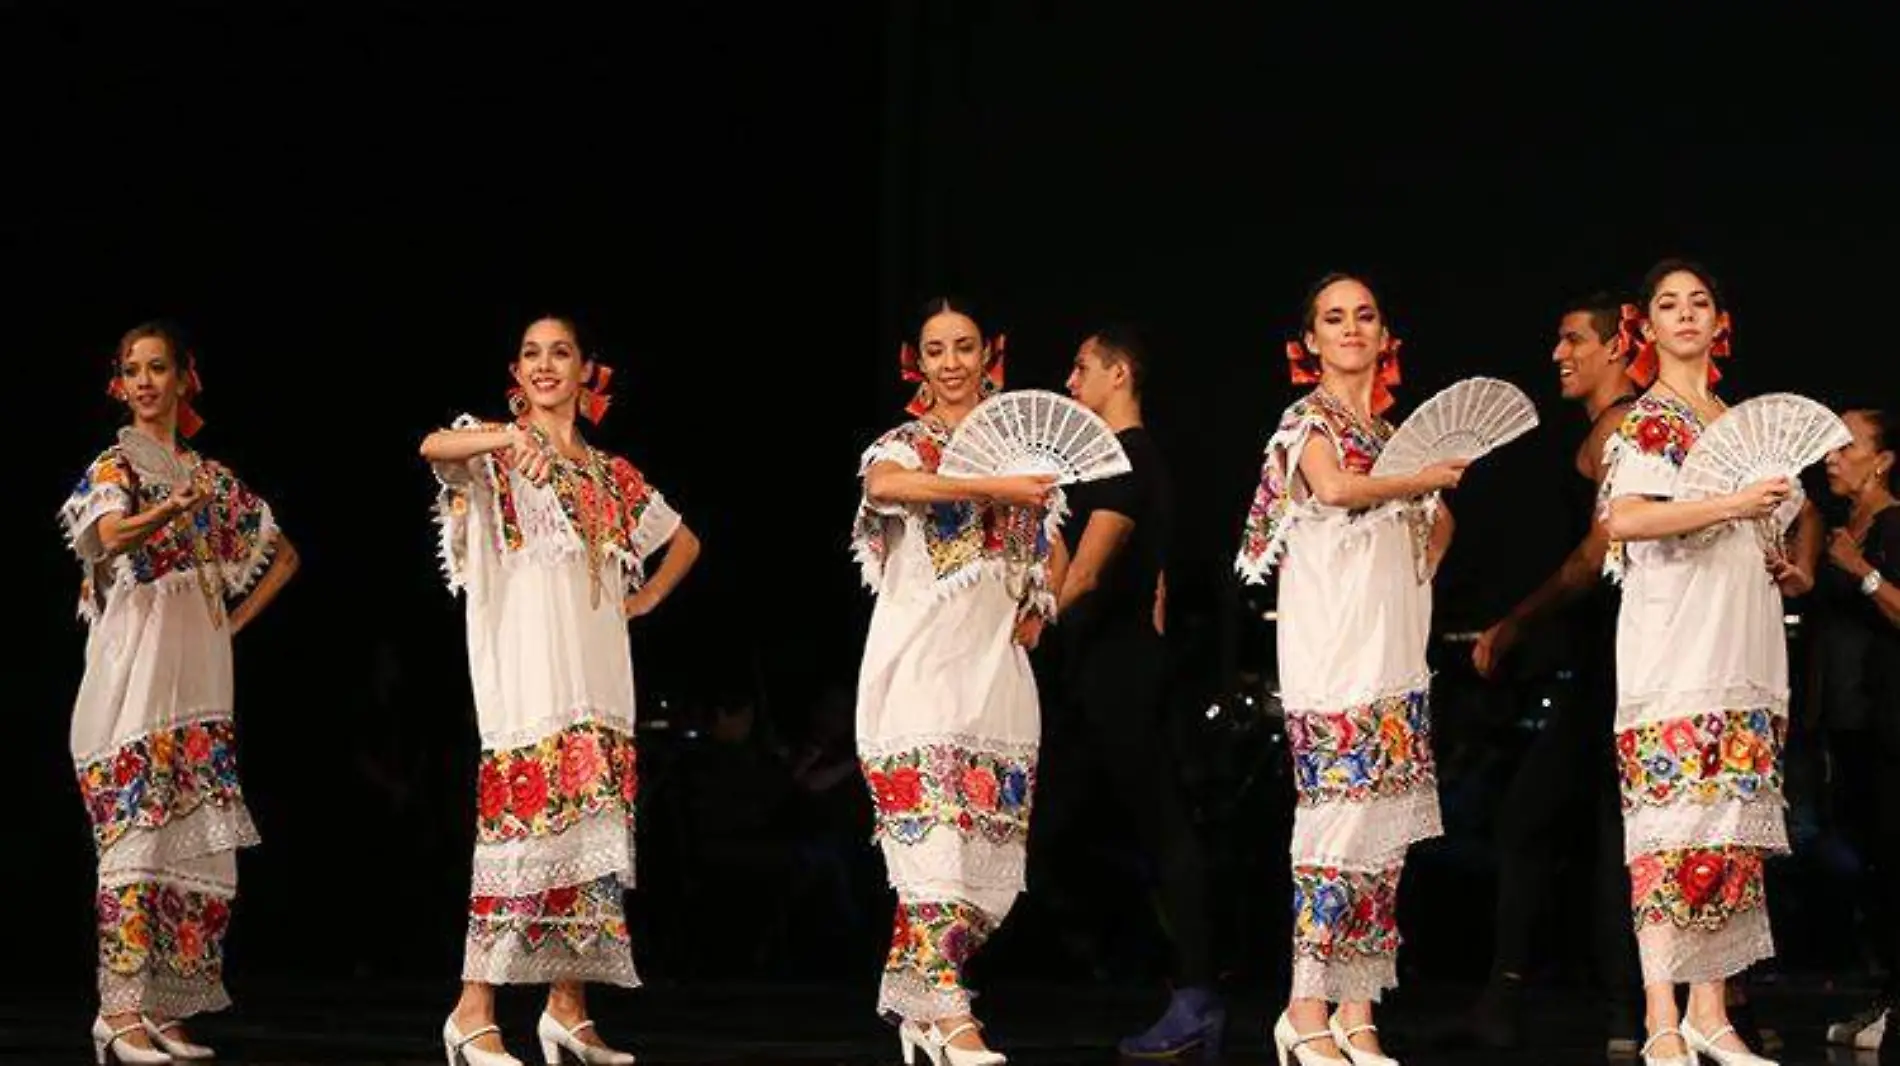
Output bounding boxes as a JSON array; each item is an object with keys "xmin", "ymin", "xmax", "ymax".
[
  {"xmin": 937, "ymin": 390, "xmax": 1132, "ymax": 485},
  {"xmin": 117, "ymin": 426, "xmax": 198, "ymax": 487},
  {"xmin": 1673, "ymin": 393, "xmax": 1850, "ymax": 542},
  {"xmin": 1370, "ymin": 377, "xmax": 1540, "ymax": 476}
]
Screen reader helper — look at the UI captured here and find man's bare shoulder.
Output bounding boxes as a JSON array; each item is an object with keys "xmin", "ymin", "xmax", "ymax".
[{"xmin": 1575, "ymin": 397, "xmax": 1636, "ymax": 483}]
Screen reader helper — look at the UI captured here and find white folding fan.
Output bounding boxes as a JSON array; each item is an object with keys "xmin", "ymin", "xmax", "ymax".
[
  {"xmin": 1672, "ymin": 393, "xmax": 1851, "ymax": 553},
  {"xmin": 1370, "ymin": 377, "xmax": 1540, "ymax": 477},
  {"xmin": 117, "ymin": 425, "xmax": 199, "ymax": 487},
  {"xmin": 938, "ymin": 389, "xmax": 1132, "ymax": 485}
]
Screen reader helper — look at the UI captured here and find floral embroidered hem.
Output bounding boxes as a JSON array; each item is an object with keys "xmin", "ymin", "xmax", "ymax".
[
  {"xmin": 1616, "ymin": 709, "xmax": 1785, "ymax": 810},
  {"xmin": 96, "ymin": 880, "xmax": 233, "ymax": 1019},
  {"xmin": 1288, "ymin": 691, "xmax": 1435, "ymax": 807},
  {"xmin": 1289, "ymin": 863, "xmax": 1402, "ymax": 1001},
  {"xmin": 879, "ymin": 897, "xmax": 999, "ymax": 1024},
  {"xmin": 464, "ymin": 874, "xmax": 638, "ymax": 987},
  {"xmin": 1634, "ymin": 889, "xmax": 1775, "ymax": 986},
  {"xmin": 863, "ymin": 741, "xmax": 1034, "ymax": 848},
  {"xmin": 78, "ymin": 718, "xmax": 244, "ymax": 855},
  {"xmin": 1630, "ymin": 845, "xmax": 1766, "ymax": 933},
  {"xmin": 477, "ymin": 720, "xmax": 637, "ymax": 844}
]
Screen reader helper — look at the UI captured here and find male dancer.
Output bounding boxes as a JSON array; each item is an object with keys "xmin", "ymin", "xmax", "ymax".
[
  {"xmin": 1464, "ymin": 293, "xmax": 1644, "ymax": 1056},
  {"xmin": 1033, "ymin": 326, "xmax": 1223, "ymax": 1057}
]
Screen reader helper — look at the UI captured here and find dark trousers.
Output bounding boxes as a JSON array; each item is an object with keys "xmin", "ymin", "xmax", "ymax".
[
  {"xmin": 1488, "ymin": 669, "xmax": 1642, "ymax": 1003},
  {"xmin": 1031, "ymin": 625, "xmax": 1213, "ymax": 986},
  {"xmin": 1830, "ymin": 719, "xmax": 1900, "ymax": 1004}
]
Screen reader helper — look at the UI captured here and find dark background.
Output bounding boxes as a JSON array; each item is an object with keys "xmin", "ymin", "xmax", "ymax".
[{"xmin": 9, "ymin": 3, "xmax": 1895, "ymax": 1012}]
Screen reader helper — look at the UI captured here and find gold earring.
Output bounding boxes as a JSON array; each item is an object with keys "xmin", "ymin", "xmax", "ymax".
[{"xmin": 509, "ymin": 391, "xmax": 527, "ymax": 417}]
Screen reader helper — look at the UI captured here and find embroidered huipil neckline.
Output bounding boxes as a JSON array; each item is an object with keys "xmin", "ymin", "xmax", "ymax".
[{"xmin": 524, "ymin": 423, "xmax": 615, "ymax": 610}]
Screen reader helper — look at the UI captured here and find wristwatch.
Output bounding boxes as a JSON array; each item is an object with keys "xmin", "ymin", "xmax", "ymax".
[{"xmin": 1864, "ymin": 570, "xmax": 1886, "ymax": 596}]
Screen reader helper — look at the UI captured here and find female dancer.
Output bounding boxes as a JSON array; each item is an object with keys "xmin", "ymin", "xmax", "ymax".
[
  {"xmin": 852, "ymin": 297, "xmax": 1063, "ymax": 1066},
  {"xmin": 421, "ymin": 316, "xmax": 700, "ymax": 1066},
  {"xmin": 1598, "ymin": 260, "xmax": 1816, "ymax": 1066},
  {"xmin": 62, "ymin": 322, "xmax": 299, "ymax": 1064},
  {"xmin": 1235, "ymin": 274, "xmax": 1464, "ymax": 1066},
  {"xmin": 1815, "ymin": 408, "xmax": 1899, "ymax": 1055}
]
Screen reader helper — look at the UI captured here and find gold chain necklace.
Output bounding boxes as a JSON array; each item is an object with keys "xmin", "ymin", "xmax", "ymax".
[
  {"xmin": 531, "ymin": 424, "xmax": 613, "ymax": 610},
  {"xmin": 578, "ymin": 446, "xmax": 611, "ymax": 610}
]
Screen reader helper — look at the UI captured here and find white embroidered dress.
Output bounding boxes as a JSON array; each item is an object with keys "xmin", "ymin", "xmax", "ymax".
[
  {"xmin": 1235, "ymin": 389, "xmax": 1441, "ymax": 1003},
  {"xmin": 851, "ymin": 417, "xmax": 1061, "ymax": 1023},
  {"xmin": 60, "ymin": 440, "xmax": 278, "ymax": 1018},
  {"xmin": 1599, "ymin": 392, "xmax": 1789, "ymax": 984},
  {"xmin": 433, "ymin": 415, "xmax": 681, "ymax": 986}
]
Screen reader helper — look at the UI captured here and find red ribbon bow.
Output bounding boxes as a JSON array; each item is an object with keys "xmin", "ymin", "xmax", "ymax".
[
  {"xmin": 1623, "ymin": 303, "xmax": 1730, "ymax": 388},
  {"xmin": 1284, "ymin": 334, "xmax": 1401, "ymax": 416}
]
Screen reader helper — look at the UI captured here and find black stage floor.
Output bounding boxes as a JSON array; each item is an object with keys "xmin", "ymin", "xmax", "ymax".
[{"xmin": 0, "ymin": 977, "xmax": 1884, "ymax": 1064}]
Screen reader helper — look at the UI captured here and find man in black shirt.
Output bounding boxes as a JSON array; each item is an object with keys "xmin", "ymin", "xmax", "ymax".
[
  {"xmin": 1463, "ymin": 293, "xmax": 1644, "ymax": 1055},
  {"xmin": 1033, "ymin": 325, "xmax": 1222, "ymax": 1057}
]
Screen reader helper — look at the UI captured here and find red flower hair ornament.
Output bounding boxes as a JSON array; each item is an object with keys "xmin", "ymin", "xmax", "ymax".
[
  {"xmin": 898, "ymin": 334, "xmax": 1007, "ymax": 417},
  {"xmin": 1621, "ymin": 302, "xmax": 1732, "ymax": 388},
  {"xmin": 1284, "ymin": 333, "xmax": 1403, "ymax": 416}
]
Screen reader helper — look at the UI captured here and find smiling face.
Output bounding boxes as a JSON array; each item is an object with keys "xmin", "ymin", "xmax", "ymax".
[
  {"xmin": 1302, "ymin": 277, "xmax": 1385, "ymax": 376},
  {"xmin": 1644, "ymin": 269, "xmax": 1721, "ymax": 363},
  {"xmin": 1552, "ymin": 310, "xmax": 1621, "ymax": 401},
  {"xmin": 118, "ymin": 333, "xmax": 189, "ymax": 426},
  {"xmin": 918, "ymin": 310, "xmax": 985, "ymax": 410},
  {"xmin": 512, "ymin": 317, "xmax": 591, "ymax": 417}
]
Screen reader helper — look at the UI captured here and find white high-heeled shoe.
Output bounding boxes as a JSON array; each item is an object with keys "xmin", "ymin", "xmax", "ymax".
[
  {"xmin": 1682, "ymin": 1018, "xmax": 1775, "ymax": 1066},
  {"xmin": 926, "ymin": 1021, "xmax": 1005, "ymax": 1066},
  {"xmin": 92, "ymin": 1017, "xmax": 171, "ymax": 1065},
  {"xmin": 899, "ymin": 1021, "xmax": 944, "ymax": 1066},
  {"xmin": 1272, "ymin": 1012, "xmax": 1343, "ymax": 1066},
  {"xmin": 1328, "ymin": 1014, "xmax": 1397, "ymax": 1066},
  {"xmin": 443, "ymin": 1016, "xmax": 523, "ymax": 1066},
  {"xmin": 1638, "ymin": 1027, "xmax": 1696, "ymax": 1066},
  {"xmin": 141, "ymin": 1017, "xmax": 213, "ymax": 1060},
  {"xmin": 536, "ymin": 1012, "xmax": 635, "ymax": 1065}
]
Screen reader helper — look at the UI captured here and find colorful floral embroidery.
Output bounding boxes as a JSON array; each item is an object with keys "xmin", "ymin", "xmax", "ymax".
[
  {"xmin": 61, "ymin": 447, "xmax": 274, "ymax": 617},
  {"xmin": 1236, "ymin": 389, "xmax": 1392, "ymax": 581},
  {"xmin": 476, "ymin": 721, "xmax": 637, "ymax": 844},
  {"xmin": 861, "ymin": 743, "xmax": 1034, "ymax": 847},
  {"xmin": 76, "ymin": 719, "xmax": 243, "ymax": 855},
  {"xmin": 467, "ymin": 874, "xmax": 629, "ymax": 953},
  {"xmin": 1616, "ymin": 708, "xmax": 1784, "ymax": 810},
  {"xmin": 853, "ymin": 420, "xmax": 1055, "ymax": 601},
  {"xmin": 1629, "ymin": 846, "xmax": 1766, "ymax": 932},
  {"xmin": 473, "ymin": 429, "xmax": 661, "ymax": 562},
  {"xmin": 1616, "ymin": 393, "xmax": 1702, "ymax": 467},
  {"xmin": 1291, "ymin": 864, "xmax": 1401, "ymax": 962},
  {"xmin": 97, "ymin": 880, "xmax": 232, "ymax": 980},
  {"xmin": 885, "ymin": 899, "xmax": 998, "ymax": 995},
  {"xmin": 1285, "ymin": 690, "xmax": 1435, "ymax": 807}
]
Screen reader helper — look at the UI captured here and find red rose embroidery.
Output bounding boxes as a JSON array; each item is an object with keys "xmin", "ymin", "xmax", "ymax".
[
  {"xmin": 887, "ymin": 767, "xmax": 924, "ymax": 810},
  {"xmin": 509, "ymin": 761, "xmax": 549, "ymax": 820},
  {"xmin": 1677, "ymin": 851, "xmax": 1726, "ymax": 908},
  {"xmin": 478, "ymin": 762, "xmax": 509, "ymax": 821}
]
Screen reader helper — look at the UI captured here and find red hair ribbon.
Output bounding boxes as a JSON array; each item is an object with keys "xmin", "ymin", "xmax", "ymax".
[
  {"xmin": 107, "ymin": 363, "xmax": 205, "ymax": 438},
  {"xmin": 899, "ymin": 334, "xmax": 1006, "ymax": 417},
  {"xmin": 1623, "ymin": 303, "xmax": 1730, "ymax": 388},
  {"xmin": 506, "ymin": 361, "xmax": 614, "ymax": 424},
  {"xmin": 1285, "ymin": 334, "xmax": 1401, "ymax": 416}
]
